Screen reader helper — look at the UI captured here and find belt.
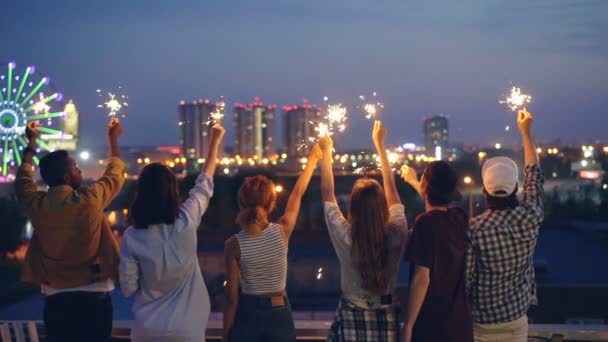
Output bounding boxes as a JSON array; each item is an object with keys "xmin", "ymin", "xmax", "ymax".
[{"xmin": 240, "ymin": 293, "xmax": 288, "ymax": 308}]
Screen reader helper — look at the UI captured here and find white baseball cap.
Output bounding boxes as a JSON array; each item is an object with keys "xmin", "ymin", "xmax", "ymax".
[{"xmin": 482, "ymin": 157, "xmax": 519, "ymax": 197}]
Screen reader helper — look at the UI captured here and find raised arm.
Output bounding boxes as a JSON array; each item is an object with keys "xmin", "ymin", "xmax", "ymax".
[
  {"xmin": 319, "ymin": 136, "xmax": 336, "ymax": 203},
  {"xmin": 518, "ymin": 110, "xmax": 539, "ymax": 167},
  {"xmin": 401, "ymin": 164, "xmax": 421, "ymax": 196},
  {"xmin": 223, "ymin": 237, "xmax": 240, "ymax": 342},
  {"xmin": 278, "ymin": 144, "xmax": 322, "ymax": 238},
  {"xmin": 177, "ymin": 124, "xmax": 225, "ymax": 229},
  {"xmin": 204, "ymin": 124, "xmax": 225, "ymax": 177},
  {"xmin": 15, "ymin": 122, "xmax": 42, "ymax": 207},
  {"xmin": 84, "ymin": 119, "xmax": 125, "ymax": 208},
  {"xmin": 372, "ymin": 121, "xmax": 401, "ymax": 207},
  {"xmin": 518, "ymin": 110, "xmax": 544, "ymax": 210}
]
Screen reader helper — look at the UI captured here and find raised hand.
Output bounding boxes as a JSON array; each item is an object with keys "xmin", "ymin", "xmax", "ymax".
[
  {"xmin": 517, "ymin": 110, "xmax": 533, "ymax": 137},
  {"xmin": 309, "ymin": 144, "xmax": 323, "ymax": 161},
  {"xmin": 107, "ymin": 118, "xmax": 123, "ymax": 140},
  {"xmin": 319, "ymin": 135, "xmax": 333, "ymax": 153},
  {"xmin": 400, "ymin": 164, "xmax": 418, "ymax": 185},
  {"xmin": 372, "ymin": 120, "xmax": 387, "ymax": 148},
  {"xmin": 210, "ymin": 123, "xmax": 226, "ymax": 145},
  {"xmin": 25, "ymin": 121, "xmax": 40, "ymax": 143}
]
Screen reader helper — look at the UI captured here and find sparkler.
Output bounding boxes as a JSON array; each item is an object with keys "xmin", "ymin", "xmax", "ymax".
[
  {"xmin": 32, "ymin": 93, "xmax": 50, "ymax": 114},
  {"xmin": 97, "ymin": 87, "xmax": 128, "ymax": 119},
  {"xmin": 500, "ymin": 86, "xmax": 531, "ymax": 112},
  {"xmin": 205, "ymin": 98, "xmax": 226, "ymax": 126},
  {"xmin": 359, "ymin": 93, "xmax": 384, "ymax": 120}
]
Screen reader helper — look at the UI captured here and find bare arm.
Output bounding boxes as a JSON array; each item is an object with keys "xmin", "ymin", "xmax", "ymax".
[
  {"xmin": 223, "ymin": 237, "xmax": 240, "ymax": 341},
  {"xmin": 278, "ymin": 145, "xmax": 321, "ymax": 239},
  {"xmin": 204, "ymin": 124, "xmax": 225, "ymax": 177},
  {"xmin": 518, "ymin": 111, "xmax": 539, "ymax": 167},
  {"xmin": 107, "ymin": 118, "xmax": 121, "ymax": 159},
  {"xmin": 372, "ymin": 121, "xmax": 401, "ymax": 206},
  {"xmin": 403, "ymin": 265, "xmax": 431, "ymax": 341},
  {"xmin": 401, "ymin": 164, "xmax": 422, "ymax": 196},
  {"xmin": 319, "ymin": 136, "xmax": 336, "ymax": 203}
]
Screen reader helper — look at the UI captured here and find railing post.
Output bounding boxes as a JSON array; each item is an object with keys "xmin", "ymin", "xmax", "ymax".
[
  {"xmin": 0, "ymin": 323, "xmax": 11, "ymax": 342},
  {"xmin": 10, "ymin": 321, "xmax": 24, "ymax": 342},
  {"xmin": 26, "ymin": 322, "xmax": 39, "ymax": 342}
]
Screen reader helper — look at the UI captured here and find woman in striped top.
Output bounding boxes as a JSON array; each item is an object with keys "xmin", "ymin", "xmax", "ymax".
[
  {"xmin": 320, "ymin": 121, "xmax": 408, "ymax": 342},
  {"xmin": 223, "ymin": 144, "xmax": 322, "ymax": 342}
]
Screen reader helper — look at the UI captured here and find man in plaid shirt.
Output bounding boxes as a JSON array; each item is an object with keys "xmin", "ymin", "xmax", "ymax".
[{"xmin": 466, "ymin": 110, "xmax": 544, "ymax": 342}]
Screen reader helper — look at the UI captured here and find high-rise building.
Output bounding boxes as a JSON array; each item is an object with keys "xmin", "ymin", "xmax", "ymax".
[
  {"xmin": 178, "ymin": 99, "xmax": 224, "ymax": 161},
  {"xmin": 46, "ymin": 99, "xmax": 79, "ymax": 151},
  {"xmin": 423, "ymin": 115, "xmax": 449, "ymax": 157},
  {"xmin": 283, "ymin": 101, "xmax": 321, "ymax": 158},
  {"xmin": 233, "ymin": 97, "xmax": 276, "ymax": 159}
]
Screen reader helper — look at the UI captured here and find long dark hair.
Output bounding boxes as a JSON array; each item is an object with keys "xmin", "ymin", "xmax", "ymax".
[
  {"xmin": 349, "ymin": 178, "xmax": 390, "ymax": 295},
  {"xmin": 129, "ymin": 163, "xmax": 181, "ymax": 228},
  {"xmin": 236, "ymin": 175, "xmax": 277, "ymax": 229}
]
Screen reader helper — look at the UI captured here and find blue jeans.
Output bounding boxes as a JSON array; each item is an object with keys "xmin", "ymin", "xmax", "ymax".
[{"xmin": 229, "ymin": 294, "xmax": 296, "ymax": 342}]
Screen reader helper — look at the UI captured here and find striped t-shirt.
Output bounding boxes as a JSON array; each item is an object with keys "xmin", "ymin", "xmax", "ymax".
[{"xmin": 235, "ymin": 223, "xmax": 287, "ymax": 295}]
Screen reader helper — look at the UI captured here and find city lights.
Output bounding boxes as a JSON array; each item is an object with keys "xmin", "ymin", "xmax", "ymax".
[{"xmin": 464, "ymin": 176, "xmax": 473, "ymax": 185}]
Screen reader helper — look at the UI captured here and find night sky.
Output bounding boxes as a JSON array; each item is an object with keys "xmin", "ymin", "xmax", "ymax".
[{"xmin": 1, "ymin": 0, "xmax": 607, "ymax": 149}]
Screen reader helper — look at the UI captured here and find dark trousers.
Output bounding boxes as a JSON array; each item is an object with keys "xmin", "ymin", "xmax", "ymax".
[
  {"xmin": 229, "ymin": 294, "xmax": 296, "ymax": 342},
  {"xmin": 43, "ymin": 291, "xmax": 113, "ymax": 342}
]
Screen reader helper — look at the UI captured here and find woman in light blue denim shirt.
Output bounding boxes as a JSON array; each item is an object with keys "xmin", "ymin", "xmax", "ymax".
[{"xmin": 119, "ymin": 124, "xmax": 225, "ymax": 342}]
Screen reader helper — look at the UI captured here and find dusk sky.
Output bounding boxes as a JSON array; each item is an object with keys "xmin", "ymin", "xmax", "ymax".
[{"xmin": 1, "ymin": 0, "xmax": 607, "ymax": 149}]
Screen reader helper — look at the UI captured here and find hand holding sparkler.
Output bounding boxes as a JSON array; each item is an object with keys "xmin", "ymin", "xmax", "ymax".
[
  {"xmin": 400, "ymin": 164, "xmax": 422, "ymax": 195},
  {"xmin": 209, "ymin": 123, "xmax": 226, "ymax": 146},
  {"xmin": 309, "ymin": 144, "xmax": 323, "ymax": 161},
  {"xmin": 517, "ymin": 110, "xmax": 534, "ymax": 137},
  {"xmin": 319, "ymin": 135, "xmax": 333, "ymax": 153},
  {"xmin": 107, "ymin": 118, "xmax": 123, "ymax": 141},
  {"xmin": 25, "ymin": 121, "xmax": 40, "ymax": 142},
  {"xmin": 372, "ymin": 120, "xmax": 387, "ymax": 149}
]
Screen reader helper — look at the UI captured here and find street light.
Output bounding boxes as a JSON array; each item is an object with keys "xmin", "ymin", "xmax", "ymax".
[
  {"xmin": 275, "ymin": 185, "xmax": 284, "ymax": 193},
  {"xmin": 464, "ymin": 176, "xmax": 474, "ymax": 218}
]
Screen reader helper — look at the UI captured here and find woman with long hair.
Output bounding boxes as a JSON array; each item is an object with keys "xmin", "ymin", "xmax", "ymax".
[
  {"xmin": 320, "ymin": 121, "xmax": 407, "ymax": 342},
  {"xmin": 223, "ymin": 145, "xmax": 322, "ymax": 342},
  {"xmin": 118, "ymin": 124, "xmax": 225, "ymax": 342},
  {"xmin": 401, "ymin": 161, "xmax": 473, "ymax": 342}
]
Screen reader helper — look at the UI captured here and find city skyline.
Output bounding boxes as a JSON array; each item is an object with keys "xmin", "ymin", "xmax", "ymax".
[{"xmin": 1, "ymin": 0, "xmax": 607, "ymax": 149}]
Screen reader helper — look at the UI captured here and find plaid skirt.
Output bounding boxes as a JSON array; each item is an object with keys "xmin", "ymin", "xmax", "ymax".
[{"xmin": 327, "ymin": 297, "xmax": 401, "ymax": 342}]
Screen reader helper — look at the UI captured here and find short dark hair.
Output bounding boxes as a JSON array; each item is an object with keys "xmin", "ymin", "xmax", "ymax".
[
  {"xmin": 422, "ymin": 161, "xmax": 459, "ymax": 206},
  {"xmin": 129, "ymin": 163, "xmax": 180, "ymax": 228},
  {"xmin": 39, "ymin": 150, "xmax": 70, "ymax": 187},
  {"xmin": 484, "ymin": 186, "xmax": 519, "ymax": 210}
]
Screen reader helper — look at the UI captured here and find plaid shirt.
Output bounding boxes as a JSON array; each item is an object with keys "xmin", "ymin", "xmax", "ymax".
[{"xmin": 466, "ymin": 164, "xmax": 544, "ymax": 324}]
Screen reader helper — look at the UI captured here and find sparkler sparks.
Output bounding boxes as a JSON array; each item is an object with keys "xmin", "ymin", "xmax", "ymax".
[
  {"xmin": 97, "ymin": 87, "xmax": 128, "ymax": 119},
  {"xmin": 32, "ymin": 93, "xmax": 50, "ymax": 114},
  {"xmin": 359, "ymin": 92, "xmax": 384, "ymax": 120},
  {"xmin": 500, "ymin": 86, "xmax": 532, "ymax": 112}
]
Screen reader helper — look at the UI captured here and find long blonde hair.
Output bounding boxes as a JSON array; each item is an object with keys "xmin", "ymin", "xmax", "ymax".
[{"xmin": 349, "ymin": 178, "xmax": 390, "ymax": 294}]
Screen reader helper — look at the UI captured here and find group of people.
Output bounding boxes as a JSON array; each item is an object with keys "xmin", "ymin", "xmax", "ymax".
[{"xmin": 14, "ymin": 110, "xmax": 543, "ymax": 342}]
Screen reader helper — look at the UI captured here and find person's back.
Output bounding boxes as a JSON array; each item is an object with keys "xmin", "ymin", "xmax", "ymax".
[
  {"xmin": 121, "ymin": 212, "xmax": 210, "ymax": 341},
  {"xmin": 466, "ymin": 110, "xmax": 544, "ymax": 342},
  {"xmin": 224, "ymin": 148, "xmax": 321, "ymax": 342},
  {"xmin": 235, "ymin": 223, "xmax": 287, "ymax": 295},
  {"xmin": 321, "ymin": 122, "xmax": 407, "ymax": 342},
  {"xmin": 119, "ymin": 124, "xmax": 225, "ymax": 342},
  {"xmin": 15, "ymin": 120, "xmax": 125, "ymax": 342},
  {"xmin": 407, "ymin": 208, "xmax": 472, "ymax": 341},
  {"xmin": 402, "ymin": 161, "xmax": 473, "ymax": 342}
]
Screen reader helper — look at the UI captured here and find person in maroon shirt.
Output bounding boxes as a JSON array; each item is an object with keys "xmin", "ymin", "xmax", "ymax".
[{"xmin": 401, "ymin": 161, "xmax": 473, "ymax": 342}]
